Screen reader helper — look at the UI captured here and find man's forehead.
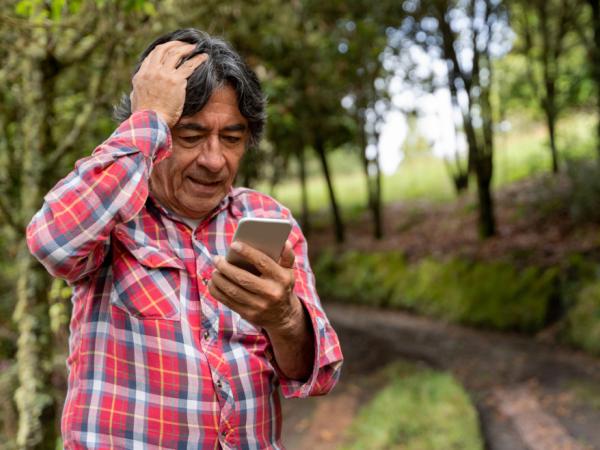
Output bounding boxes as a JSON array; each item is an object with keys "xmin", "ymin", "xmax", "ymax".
[{"xmin": 175, "ymin": 86, "xmax": 247, "ymax": 130}]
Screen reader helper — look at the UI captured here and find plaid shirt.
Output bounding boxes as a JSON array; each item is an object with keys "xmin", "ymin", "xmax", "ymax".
[{"xmin": 26, "ymin": 111, "xmax": 343, "ymax": 449}]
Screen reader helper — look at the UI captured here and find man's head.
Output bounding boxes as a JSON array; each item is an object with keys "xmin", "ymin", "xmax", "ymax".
[{"xmin": 115, "ymin": 29, "xmax": 266, "ymax": 219}]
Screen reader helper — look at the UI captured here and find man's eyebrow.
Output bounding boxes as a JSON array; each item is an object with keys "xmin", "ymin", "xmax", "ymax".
[
  {"xmin": 174, "ymin": 123, "xmax": 209, "ymax": 132},
  {"xmin": 222, "ymin": 124, "xmax": 247, "ymax": 132},
  {"xmin": 174, "ymin": 123, "xmax": 247, "ymax": 132}
]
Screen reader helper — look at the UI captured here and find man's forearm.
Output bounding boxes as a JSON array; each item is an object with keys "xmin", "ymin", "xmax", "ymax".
[
  {"xmin": 26, "ymin": 111, "xmax": 170, "ymax": 282},
  {"xmin": 266, "ymin": 294, "xmax": 315, "ymax": 381}
]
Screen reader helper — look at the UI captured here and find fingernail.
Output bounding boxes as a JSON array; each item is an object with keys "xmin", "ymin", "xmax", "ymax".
[
  {"xmin": 231, "ymin": 242, "xmax": 242, "ymax": 251},
  {"xmin": 212, "ymin": 255, "xmax": 222, "ymax": 265}
]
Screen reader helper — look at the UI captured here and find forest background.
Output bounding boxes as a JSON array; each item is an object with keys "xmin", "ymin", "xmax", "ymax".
[{"xmin": 1, "ymin": 0, "xmax": 600, "ymax": 448}]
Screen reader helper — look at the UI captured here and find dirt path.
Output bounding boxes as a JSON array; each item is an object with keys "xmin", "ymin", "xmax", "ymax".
[{"xmin": 282, "ymin": 303, "xmax": 600, "ymax": 450}]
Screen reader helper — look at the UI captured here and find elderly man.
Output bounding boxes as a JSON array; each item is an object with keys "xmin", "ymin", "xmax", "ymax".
[{"xmin": 27, "ymin": 28, "xmax": 343, "ymax": 449}]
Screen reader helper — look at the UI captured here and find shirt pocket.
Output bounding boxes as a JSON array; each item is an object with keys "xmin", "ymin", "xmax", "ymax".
[{"xmin": 110, "ymin": 231, "xmax": 184, "ymax": 321}]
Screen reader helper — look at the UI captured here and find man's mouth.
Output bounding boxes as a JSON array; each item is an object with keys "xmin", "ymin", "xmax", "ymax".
[
  {"xmin": 187, "ymin": 176, "xmax": 221, "ymax": 186},
  {"xmin": 186, "ymin": 176, "xmax": 223, "ymax": 193}
]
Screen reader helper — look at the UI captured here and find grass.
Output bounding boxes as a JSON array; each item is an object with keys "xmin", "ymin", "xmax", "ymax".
[
  {"xmin": 257, "ymin": 111, "xmax": 597, "ymax": 217},
  {"xmin": 262, "ymin": 151, "xmax": 454, "ymax": 220},
  {"xmin": 569, "ymin": 379, "xmax": 600, "ymax": 411},
  {"xmin": 341, "ymin": 362, "xmax": 483, "ymax": 450}
]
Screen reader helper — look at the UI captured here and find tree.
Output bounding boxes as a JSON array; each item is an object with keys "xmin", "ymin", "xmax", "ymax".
[
  {"xmin": 336, "ymin": 11, "xmax": 394, "ymax": 239},
  {"xmin": 510, "ymin": 0, "xmax": 582, "ymax": 173},
  {"xmin": 0, "ymin": 1, "xmax": 167, "ymax": 446},
  {"xmin": 400, "ymin": 0, "xmax": 509, "ymax": 237},
  {"xmin": 578, "ymin": 0, "xmax": 600, "ymax": 161},
  {"xmin": 588, "ymin": 0, "xmax": 600, "ymax": 160}
]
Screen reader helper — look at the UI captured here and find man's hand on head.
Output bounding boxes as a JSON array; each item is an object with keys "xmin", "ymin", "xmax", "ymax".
[{"xmin": 131, "ymin": 41, "xmax": 207, "ymax": 128}]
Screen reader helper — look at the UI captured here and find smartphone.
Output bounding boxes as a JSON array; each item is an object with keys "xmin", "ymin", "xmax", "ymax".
[{"xmin": 226, "ymin": 217, "xmax": 293, "ymax": 275}]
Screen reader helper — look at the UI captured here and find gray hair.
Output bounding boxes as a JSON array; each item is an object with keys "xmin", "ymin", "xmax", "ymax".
[{"xmin": 114, "ymin": 29, "xmax": 266, "ymax": 148}]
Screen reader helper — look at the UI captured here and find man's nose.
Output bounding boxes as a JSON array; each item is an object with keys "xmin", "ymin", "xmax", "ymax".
[{"xmin": 196, "ymin": 135, "xmax": 226, "ymax": 173}]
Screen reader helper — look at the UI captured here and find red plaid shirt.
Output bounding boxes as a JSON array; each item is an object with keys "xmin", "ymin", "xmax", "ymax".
[{"xmin": 26, "ymin": 111, "xmax": 343, "ymax": 449}]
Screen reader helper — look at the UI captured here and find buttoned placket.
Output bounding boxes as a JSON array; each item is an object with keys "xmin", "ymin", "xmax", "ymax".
[{"xmin": 186, "ymin": 208, "xmax": 237, "ymax": 447}]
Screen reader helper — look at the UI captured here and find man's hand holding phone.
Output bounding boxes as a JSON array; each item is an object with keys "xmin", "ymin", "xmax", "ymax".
[
  {"xmin": 208, "ymin": 239, "xmax": 305, "ymax": 335},
  {"xmin": 209, "ymin": 218, "xmax": 315, "ymax": 381}
]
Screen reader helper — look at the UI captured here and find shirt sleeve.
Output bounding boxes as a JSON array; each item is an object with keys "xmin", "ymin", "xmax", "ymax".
[
  {"xmin": 26, "ymin": 111, "xmax": 171, "ymax": 283},
  {"xmin": 275, "ymin": 218, "xmax": 344, "ymax": 398}
]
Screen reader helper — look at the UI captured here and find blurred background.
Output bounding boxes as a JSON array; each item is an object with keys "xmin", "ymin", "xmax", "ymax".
[{"xmin": 1, "ymin": 0, "xmax": 600, "ymax": 449}]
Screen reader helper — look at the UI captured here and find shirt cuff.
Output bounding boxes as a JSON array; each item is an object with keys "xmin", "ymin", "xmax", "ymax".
[
  {"xmin": 275, "ymin": 296, "xmax": 343, "ymax": 399},
  {"xmin": 117, "ymin": 110, "xmax": 172, "ymax": 163}
]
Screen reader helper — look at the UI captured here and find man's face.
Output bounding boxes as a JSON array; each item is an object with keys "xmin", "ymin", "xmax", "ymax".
[{"xmin": 150, "ymin": 85, "xmax": 248, "ymax": 219}]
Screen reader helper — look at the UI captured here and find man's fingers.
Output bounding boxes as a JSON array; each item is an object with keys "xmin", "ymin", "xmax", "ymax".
[
  {"xmin": 208, "ymin": 277, "xmax": 240, "ymax": 311},
  {"xmin": 278, "ymin": 241, "xmax": 295, "ymax": 269},
  {"xmin": 213, "ymin": 255, "xmax": 265, "ymax": 295},
  {"xmin": 209, "ymin": 271, "xmax": 262, "ymax": 312},
  {"xmin": 161, "ymin": 42, "xmax": 197, "ymax": 68},
  {"xmin": 177, "ymin": 53, "xmax": 208, "ymax": 77},
  {"xmin": 229, "ymin": 242, "xmax": 279, "ymax": 277},
  {"xmin": 140, "ymin": 41, "xmax": 182, "ymax": 70},
  {"xmin": 156, "ymin": 41, "xmax": 194, "ymax": 64}
]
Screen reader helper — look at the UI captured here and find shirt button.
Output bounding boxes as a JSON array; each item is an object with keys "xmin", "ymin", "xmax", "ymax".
[
  {"xmin": 216, "ymin": 379, "xmax": 222, "ymax": 389},
  {"xmin": 203, "ymin": 330, "xmax": 210, "ymax": 340},
  {"xmin": 202, "ymin": 277, "xmax": 209, "ymax": 286}
]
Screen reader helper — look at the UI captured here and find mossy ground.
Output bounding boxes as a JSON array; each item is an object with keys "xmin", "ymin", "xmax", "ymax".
[
  {"xmin": 314, "ymin": 250, "xmax": 600, "ymax": 354},
  {"xmin": 340, "ymin": 362, "xmax": 484, "ymax": 450}
]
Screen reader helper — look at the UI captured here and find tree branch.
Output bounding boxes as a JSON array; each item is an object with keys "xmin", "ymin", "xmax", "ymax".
[
  {"xmin": 0, "ymin": 195, "xmax": 19, "ymax": 232},
  {"xmin": 0, "ymin": 13, "xmax": 80, "ymax": 30},
  {"xmin": 45, "ymin": 43, "xmax": 116, "ymax": 170},
  {"xmin": 57, "ymin": 14, "xmax": 105, "ymax": 67}
]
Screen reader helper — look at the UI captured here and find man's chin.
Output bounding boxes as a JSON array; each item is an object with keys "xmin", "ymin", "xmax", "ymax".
[{"xmin": 179, "ymin": 195, "xmax": 222, "ymax": 219}]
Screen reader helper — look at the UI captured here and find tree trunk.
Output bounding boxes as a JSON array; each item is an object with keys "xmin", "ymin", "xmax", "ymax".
[
  {"xmin": 13, "ymin": 249, "xmax": 56, "ymax": 450},
  {"xmin": 587, "ymin": 0, "xmax": 600, "ymax": 161},
  {"xmin": 446, "ymin": 73, "xmax": 470, "ymax": 193},
  {"xmin": 545, "ymin": 105, "xmax": 559, "ymax": 173},
  {"xmin": 474, "ymin": 155, "xmax": 496, "ymax": 238},
  {"xmin": 13, "ymin": 26, "xmax": 58, "ymax": 448},
  {"xmin": 372, "ymin": 158, "xmax": 383, "ymax": 239},
  {"xmin": 367, "ymin": 142, "xmax": 383, "ymax": 240},
  {"xmin": 314, "ymin": 137, "xmax": 345, "ymax": 243},
  {"xmin": 357, "ymin": 123, "xmax": 383, "ymax": 239},
  {"xmin": 539, "ymin": 2, "xmax": 560, "ymax": 173},
  {"xmin": 298, "ymin": 146, "xmax": 311, "ymax": 237}
]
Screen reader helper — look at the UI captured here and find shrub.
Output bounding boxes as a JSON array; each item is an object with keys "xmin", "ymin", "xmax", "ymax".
[
  {"xmin": 315, "ymin": 251, "xmax": 558, "ymax": 331},
  {"xmin": 565, "ymin": 280, "xmax": 600, "ymax": 356},
  {"xmin": 564, "ymin": 158, "xmax": 600, "ymax": 223},
  {"xmin": 528, "ymin": 158, "xmax": 600, "ymax": 224}
]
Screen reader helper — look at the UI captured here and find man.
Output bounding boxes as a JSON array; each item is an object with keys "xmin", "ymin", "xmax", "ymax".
[{"xmin": 27, "ymin": 28, "xmax": 343, "ymax": 449}]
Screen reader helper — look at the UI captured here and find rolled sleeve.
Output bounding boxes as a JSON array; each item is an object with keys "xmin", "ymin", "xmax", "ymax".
[
  {"xmin": 277, "ymin": 294, "xmax": 344, "ymax": 398},
  {"xmin": 275, "ymin": 220, "xmax": 343, "ymax": 398}
]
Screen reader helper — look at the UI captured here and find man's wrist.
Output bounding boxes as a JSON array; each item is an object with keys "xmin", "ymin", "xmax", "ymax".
[
  {"xmin": 131, "ymin": 108, "xmax": 172, "ymax": 128},
  {"xmin": 267, "ymin": 294, "xmax": 307, "ymax": 339}
]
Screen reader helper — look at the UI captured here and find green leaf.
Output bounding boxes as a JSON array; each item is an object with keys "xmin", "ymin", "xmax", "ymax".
[
  {"xmin": 15, "ymin": 0, "xmax": 34, "ymax": 17},
  {"xmin": 50, "ymin": 0, "xmax": 65, "ymax": 21}
]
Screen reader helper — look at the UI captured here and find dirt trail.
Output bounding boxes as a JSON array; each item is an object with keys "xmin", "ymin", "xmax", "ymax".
[{"xmin": 282, "ymin": 303, "xmax": 600, "ymax": 450}]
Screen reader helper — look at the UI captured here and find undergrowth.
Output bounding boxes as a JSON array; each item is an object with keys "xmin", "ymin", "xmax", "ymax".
[
  {"xmin": 315, "ymin": 251, "xmax": 557, "ymax": 331},
  {"xmin": 341, "ymin": 362, "xmax": 483, "ymax": 450}
]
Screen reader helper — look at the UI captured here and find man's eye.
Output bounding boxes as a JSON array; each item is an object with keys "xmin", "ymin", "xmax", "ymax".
[
  {"xmin": 180, "ymin": 136, "xmax": 201, "ymax": 144},
  {"xmin": 222, "ymin": 135, "xmax": 241, "ymax": 144}
]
